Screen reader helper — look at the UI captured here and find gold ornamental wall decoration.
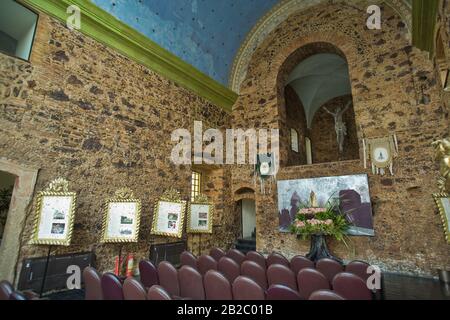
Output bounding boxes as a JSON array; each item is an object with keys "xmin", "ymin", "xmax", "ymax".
[
  {"xmin": 187, "ymin": 194, "xmax": 214, "ymax": 234},
  {"xmin": 101, "ymin": 188, "xmax": 142, "ymax": 243},
  {"xmin": 432, "ymin": 138, "xmax": 450, "ymax": 193},
  {"xmin": 151, "ymin": 189, "xmax": 186, "ymax": 238},
  {"xmin": 362, "ymin": 134, "xmax": 399, "ymax": 175},
  {"xmin": 30, "ymin": 178, "xmax": 77, "ymax": 246}
]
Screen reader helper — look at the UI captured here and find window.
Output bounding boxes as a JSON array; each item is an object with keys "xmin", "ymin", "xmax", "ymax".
[
  {"xmin": 191, "ymin": 171, "xmax": 202, "ymax": 201},
  {"xmin": 290, "ymin": 128, "xmax": 299, "ymax": 152},
  {"xmin": 0, "ymin": 0, "xmax": 38, "ymax": 61}
]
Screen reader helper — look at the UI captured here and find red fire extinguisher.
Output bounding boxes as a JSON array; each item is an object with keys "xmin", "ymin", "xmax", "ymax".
[{"xmin": 114, "ymin": 255, "xmax": 120, "ymax": 276}]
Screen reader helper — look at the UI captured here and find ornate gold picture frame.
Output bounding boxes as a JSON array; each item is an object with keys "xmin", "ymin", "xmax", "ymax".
[
  {"xmin": 187, "ymin": 194, "xmax": 213, "ymax": 234},
  {"xmin": 30, "ymin": 178, "xmax": 77, "ymax": 246},
  {"xmin": 101, "ymin": 188, "xmax": 141, "ymax": 243},
  {"xmin": 151, "ymin": 189, "xmax": 186, "ymax": 238},
  {"xmin": 433, "ymin": 193, "xmax": 450, "ymax": 244}
]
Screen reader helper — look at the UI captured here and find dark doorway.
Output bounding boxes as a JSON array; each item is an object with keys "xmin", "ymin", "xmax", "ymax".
[{"xmin": 0, "ymin": 171, "xmax": 16, "ymax": 247}]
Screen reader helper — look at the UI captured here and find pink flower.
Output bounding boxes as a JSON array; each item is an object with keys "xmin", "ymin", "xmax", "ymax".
[
  {"xmin": 325, "ymin": 219, "xmax": 333, "ymax": 225},
  {"xmin": 296, "ymin": 221, "xmax": 305, "ymax": 228},
  {"xmin": 299, "ymin": 207, "xmax": 327, "ymax": 215}
]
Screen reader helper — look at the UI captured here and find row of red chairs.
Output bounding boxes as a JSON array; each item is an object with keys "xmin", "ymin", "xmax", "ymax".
[
  {"xmin": 183, "ymin": 248, "xmax": 375, "ymax": 284},
  {"xmin": 0, "ymin": 281, "xmax": 39, "ymax": 300},
  {"xmin": 177, "ymin": 249, "xmax": 379, "ymax": 300},
  {"xmin": 84, "ymin": 265, "xmax": 171, "ymax": 300},
  {"xmin": 86, "ymin": 260, "xmax": 360, "ymax": 300}
]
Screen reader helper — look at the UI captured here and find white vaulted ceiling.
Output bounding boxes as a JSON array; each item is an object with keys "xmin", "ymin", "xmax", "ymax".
[{"xmin": 287, "ymin": 53, "xmax": 352, "ymax": 128}]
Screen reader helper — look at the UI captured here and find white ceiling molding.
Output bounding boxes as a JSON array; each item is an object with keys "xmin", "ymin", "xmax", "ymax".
[{"xmin": 229, "ymin": 0, "xmax": 412, "ymax": 93}]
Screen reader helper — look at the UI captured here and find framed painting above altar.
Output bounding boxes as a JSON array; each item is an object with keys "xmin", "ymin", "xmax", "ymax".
[{"xmin": 277, "ymin": 174, "xmax": 374, "ymax": 236}]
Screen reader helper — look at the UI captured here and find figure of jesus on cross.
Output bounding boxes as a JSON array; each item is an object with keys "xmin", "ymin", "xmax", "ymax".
[{"xmin": 323, "ymin": 100, "xmax": 352, "ymax": 154}]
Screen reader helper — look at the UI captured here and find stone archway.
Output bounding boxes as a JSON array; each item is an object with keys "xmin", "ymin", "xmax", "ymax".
[{"xmin": 0, "ymin": 158, "xmax": 38, "ymax": 285}]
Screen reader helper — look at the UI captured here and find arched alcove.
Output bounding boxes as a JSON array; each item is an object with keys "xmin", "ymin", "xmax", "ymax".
[{"xmin": 278, "ymin": 42, "xmax": 359, "ymax": 166}]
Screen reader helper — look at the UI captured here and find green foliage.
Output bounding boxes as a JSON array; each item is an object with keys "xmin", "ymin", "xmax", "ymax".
[{"xmin": 290, "ymin": 197, "xmax": 350, "ymax": 242}]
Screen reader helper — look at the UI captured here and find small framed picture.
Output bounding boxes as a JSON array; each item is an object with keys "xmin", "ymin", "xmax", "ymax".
[
  {"xmin": 151, "ymin": 190, "xmax": 186, "ymax": 238},
  {"xmin": 187, "ymin": 195, "xmax": 213, "ymax": 234},
  {"xmin": 30, "ymin": 178, "xmax": 77, "ymax": 246},
  {"xmin": 152, "ymin": 201, "xmax": 185, "ymax": 238},
  {"xmin": 101, "ymin": 188, "xmax": 141, "ymax": 243},
  {"xmin": 433, "ymin": 193, "xmax": 450, "ymax": 244}
]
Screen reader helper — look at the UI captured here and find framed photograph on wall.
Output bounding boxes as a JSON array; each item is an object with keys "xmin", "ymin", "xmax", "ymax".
[
  {"xmin": 30, "ymin": 178, "xmax": 77, "ymax": 246},
  {"xmin": 187, "ymin": 194, "xmax": 213, "ymax": 234},
  {"xmin": 433, "ymin": 193, "xmax": 450, "ymax": 244},
  {"xmin": 101, "ymin": 188, "xmax": 141, "ymax": 243},
  {"xmin": 151, "ymin": 189, "xmax": 186, "ymax": 238}
]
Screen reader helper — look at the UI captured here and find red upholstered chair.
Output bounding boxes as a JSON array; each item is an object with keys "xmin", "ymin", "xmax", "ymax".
[
  {"xmin": 139, "ymin": 260, "xmax": 159, "ymax": 288},
  {"xmin": 0, "ymin": 280, "xmax": 14, "ymax": 300},
  {"xmin": 197, "ymin": 255, "xmax": 218, "ymax": 275},
  {"xmin": 266, "ymin": 252, "xmax": 290, "ymax": 268},
  {"xmin": 226, "ymin": 249, "xmax": 246, "ymax": 265},
  {"xmin": 9, "ymin": 292, "xmax": 27, "ymax": 300},
  {"xmin": 180, "ymin": 251, "xmax": 198, "ymax": 270},
  {"xmin": 217, "ymin": 257, "xmax": 240, "ymax": 284},
  {"xmin": 290, "ymin": 255, "xmax": 314, "ymax": 276},
  {"xmin": 267, "ymin": 264, "xmax": 297, "ymax": 290},
  {"xmin": 101, "ymin": 272, "xmax": 124, "ymax": 300},
  {"xmin": 297, "ymin": 268, "xmax": 330, "ymax": 300},
  {"xmin": 123, "ymin": 277, "xmax": 147, "ymax": 300},
  {"xmin": 210, "ymin": 248, "xmax": 226, "ymax": 262},
  {"xmin": 309, "ymin": 289, "xmax": 346, "ymax": 300},
  {"xmin": 232, "ymin": 276, "xmax": 265, "ymax": 300},
  {"xmin": 246, "ymin": 251, "xmax": 266, "ymax": 269},
  {"xmin": 345, "ymin": 260, "xmax": 371, "ymax": 282},
  {"xmin": 266, "ymin": 284, "xmax": 301, "ymax": 300},
  {"xmin": 241, "ymin": 260, "xmax": 268, "ymax": 290},
  {"xmin": 332, "ymin": 272, "xmax": 372, "ymax": 300},
  {"xmin": 204, "ymin": 270, "xmax": 233, "ymax": 300},
  {"xmin": 157, "ymin": 261, "xmax": 180, "ymax": 297},
  {"xmin": 22, "ymin": 290, "xmax": 39, "ymax": 300},
  {"xmin": 316, "ymin": 258, "xmax": 344, "ymax": 283},
  {"xmin": 83, "ymin": 266, "xmax": 103, "ymax": 300},
  {"xmin": 147, "ymin": 285, "xmax": 172, "ymax": 300},
  {"xmin": 178, "ymin": 265, "xmax": 205, "ymax": 300}
]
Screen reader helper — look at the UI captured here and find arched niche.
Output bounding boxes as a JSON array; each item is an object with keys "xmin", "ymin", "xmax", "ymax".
[{"xmin": 277, "ymin": 42, "xmax": 359, "ymax": 166}]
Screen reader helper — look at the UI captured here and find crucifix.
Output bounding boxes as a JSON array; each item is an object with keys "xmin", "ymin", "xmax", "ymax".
[{"xmin": 323, "ymin": 100, "xmax": 352, "ymax": 154}]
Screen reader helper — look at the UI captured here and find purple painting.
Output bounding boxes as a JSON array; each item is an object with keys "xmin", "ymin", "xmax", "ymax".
[{"xmin": 277, "ymin": 174, "xmax": 374, "ymax": 236}]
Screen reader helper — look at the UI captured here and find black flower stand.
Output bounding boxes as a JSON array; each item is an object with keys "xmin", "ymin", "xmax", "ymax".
[{"xmin": 305, "ymin": 234, "xmax": 342, "ymax": 263}]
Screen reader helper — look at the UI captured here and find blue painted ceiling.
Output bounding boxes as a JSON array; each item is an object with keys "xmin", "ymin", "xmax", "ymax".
[{"xmin": 91, "ymin": 0, "xmax": 280, "ymax": 86}]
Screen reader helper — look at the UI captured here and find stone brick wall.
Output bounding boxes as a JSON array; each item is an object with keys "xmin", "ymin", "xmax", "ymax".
[
  {"xmin": 310, "ymin": 95, "xmax": 359, "ymax": 164},
  {"xmin": 285, "ymin": 85, "xmax": 307, "ymax": 166},
  {"xmin": 231, "ymin": 3, "xmax": 450, "ymax": 275},
  {"xmin": 0, "ymin": 14, "xmax": 234, "ymax": 275}
]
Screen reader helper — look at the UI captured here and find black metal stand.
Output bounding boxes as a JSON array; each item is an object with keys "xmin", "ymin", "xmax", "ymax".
[
  {"xmin": 198, "ymin": 234, "xmax": 202, "ymax": 256},
  {"xmin": 39, "ymin": 246, "xmax": 53, "ymax": 298},
  {"xmin": 306, "ymin": 234, "xmax": 342, "ymax": 263}
]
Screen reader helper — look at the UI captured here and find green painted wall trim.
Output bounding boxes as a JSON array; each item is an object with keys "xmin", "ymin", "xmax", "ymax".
[
  {"xmin": 19, "ymin": 0, "xmax": 237, "ymax": 112},
  {"xmin": 412, "ymin": 0, "xmax": 439, "ymax": 55}
]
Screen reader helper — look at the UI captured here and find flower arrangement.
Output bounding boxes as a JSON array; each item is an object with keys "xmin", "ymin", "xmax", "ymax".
[{"xmin": 290, "ymin": 193, "xmax": 350, "ymax": 242}]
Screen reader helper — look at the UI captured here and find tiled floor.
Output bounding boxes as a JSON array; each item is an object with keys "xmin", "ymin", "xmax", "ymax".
[{"xmin": 383, "ymin": 273, "xmax": 450, "ymax": 300}]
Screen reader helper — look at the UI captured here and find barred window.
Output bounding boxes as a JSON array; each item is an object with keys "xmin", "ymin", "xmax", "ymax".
[{"xmin": 191, "ymin": 171, "xmax": 202, "ymax": 201}]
